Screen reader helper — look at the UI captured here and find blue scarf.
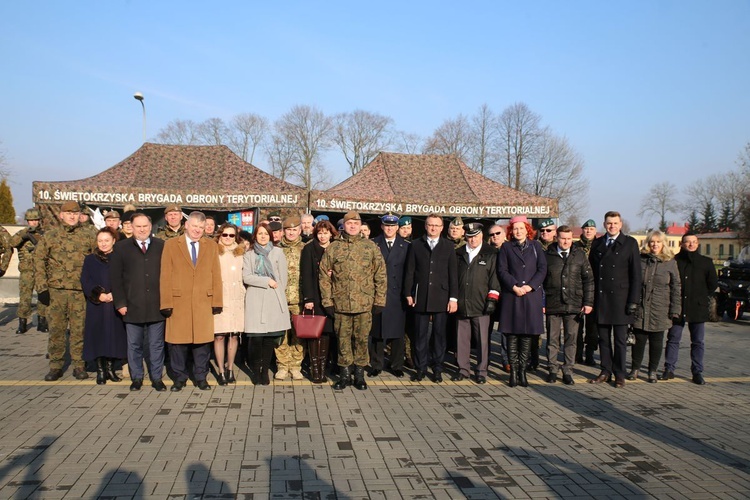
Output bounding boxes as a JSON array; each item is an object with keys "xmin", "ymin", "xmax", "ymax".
[{"xmin": 253, "ymin": 242, "xmax": 277, "ymax": 280}]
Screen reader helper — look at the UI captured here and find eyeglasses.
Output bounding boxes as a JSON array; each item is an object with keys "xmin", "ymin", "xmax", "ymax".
[
  {"xmin": 269, "ymin": 217, "xmax": 282, "ymax": 222},
  {"xmin": 489, "ymin": 232, "xmax": 503, "ymax": 236},
  {"xmin": 540, "ymin": 228, "xmax": 555, "ymax": 233},
  {"xmin": 221, "ymin": 233, "xmax": 236, "ymax": 238}
]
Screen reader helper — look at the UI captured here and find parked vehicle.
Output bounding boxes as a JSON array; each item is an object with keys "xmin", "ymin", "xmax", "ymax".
[{"xmin": 716, "ymin": 245, "xmax": 750, "ymax": 321}]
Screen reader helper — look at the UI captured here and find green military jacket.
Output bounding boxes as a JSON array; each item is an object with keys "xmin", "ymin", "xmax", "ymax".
[
  {"xmin": 280, "ymin": 236, "xmax": 305, "ymax": 307},
  {"xmin": 34, "ymin": 223, "xmax": 94, "ymax": 291},
  {"xmin": 575, "ymin": 236, "xmax": 594, "ymax": 256},
  {"xmin": 10, "ymin": 226, "xmax": 44, "ymax": 272},
  {"xmin": 155, "ymin": 225, "xmax": 184, "ymax": 240},
  {"xmin": 0, "ymin": 226, "xmax": 12, "ymax": 273},
  {"xmin": 319, "ymin": 232, "xmax": 387, "ymax": 314}
]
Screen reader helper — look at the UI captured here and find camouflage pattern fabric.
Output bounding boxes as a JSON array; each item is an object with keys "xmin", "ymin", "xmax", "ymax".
[
  {"xmin": 10, "ymin": 227, "xmax": 47, "ymax": 319},
  {"xmin": 276, "ymin": 236, "xmax": 306, "ymax": 371},
  {"xmin": 335, "ymin": 312, "xmax": 372, "ymax": 367},
  {"xmin": 47, "ymin": 288, "xmax": 86, "ymax": 370},
  {"xmin": 34, "ymin": 223, "xmax": 94, "ymax": 292},
  {"xmin": 0, "ymin": 226, "xmax": 12, "ymax": 273},
  {"xmin": 575, "ymin": 236, "xmax": 594, "ymax": 256},
  {"xmin": 155, "ymin": 225, "xmax": 184, "ymax": 240}
]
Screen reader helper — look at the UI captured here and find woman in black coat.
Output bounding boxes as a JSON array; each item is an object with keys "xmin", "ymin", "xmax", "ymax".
[
  {"xmin": 497, "ymin": 215, "xmax": 547, "ymax": 387},
  {"xmin": 300, "ymin": 220, "xmax": 338, "ymax": 383},
  {"xmin": 81, "ymin": 227, "xmax": 127, "ymax": 384}
]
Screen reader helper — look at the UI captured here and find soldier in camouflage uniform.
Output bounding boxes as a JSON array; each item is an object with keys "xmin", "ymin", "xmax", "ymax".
[
  {"xmin": 537, "ymin": 218, "xmax": 557, "ymax": 251},
  {"xmin": 10, "ymin": 208, "xmax": 48, "ymax": 334},
  {"xmin": 35, "ymin": 201, "xmax": 95, "ymax": 381},
  {"xmin": 320, "ymin": 211, "xmax": 386, "ymax": 391},
  {"xmin": 0, "ymin": 224, "xmax": 11, "ymax": 277},
  {"xmin": 275, "ymin": 216, "xmax": 306, "ymax": 380},
  {"xmin": 575, "ymin": 219, "xmax": 599, "ymax": 365},
  {"xmin": 155, "ymin": 205, "xmax": 184, "ymax": 240},
  {"xmin": 448, "ymin": 216, "xmax": 466, "ymax": 249}
]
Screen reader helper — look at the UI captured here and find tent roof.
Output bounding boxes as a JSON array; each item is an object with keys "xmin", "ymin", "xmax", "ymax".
[
  {"xmin": 32, "ymin": 143, "xmax": 306, "ymax": 210},
  {"xmin": 311, "ymin": 152, "xmax": 557, "ymax": 218}
]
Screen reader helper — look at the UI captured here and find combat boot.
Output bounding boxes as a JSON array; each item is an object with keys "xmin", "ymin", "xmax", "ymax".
[
  {"xmin": 333, "ymin": 366, "xmax": 351, "ymax": 390},
  {"xmin": 37, "ymin": 316, "xmax": 49, "ymax": 333},
  {"xmin": 15, "ymin": 318, "xmax": 28, "ymax": 335},
  {"xmin": 353, "ymin": 366, "xmax": 368, "ymax": 390}
]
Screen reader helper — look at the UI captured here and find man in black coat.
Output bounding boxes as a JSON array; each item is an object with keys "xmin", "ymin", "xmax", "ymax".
[
  {"xmin": 663, "ymin": 232, "xmax": 718, "ymax": 385},
  {"xmin": 588, "ymin": 211, "xmax": 642, "ymax": 388},
  {"xmin": 110, "ymin": 213, "xmax": 167, "ymax": 392},
  {"xmin": 403, "ymin": 214, "xmax": 458, "ymax": 382},
  {"xmin": 543, "ymin": 225, "xmax": 594, "ymax": 385},
  {"xmin": 452, "ymin": 223, "xmax": 500, "ymax": 384},
  {"xmin": 369, "ymin": 213, "xmax": 410, "ymax": 378}
]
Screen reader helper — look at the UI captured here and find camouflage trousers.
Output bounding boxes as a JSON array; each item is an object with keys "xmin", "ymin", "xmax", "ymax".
[
  {"xmin": 48, "ymin": 288, "xmax": 86, "ymax": 370},
  {"xmin": 17, "ymin": 269, "xmax": 47, "ymax": 320},
  {"xmin": 335, "ymin": 311, "xmax": 372, "ymax": 367},
  {"xmin": 275, "ymin": 305, "xmax": 305, "ymax": 371}
]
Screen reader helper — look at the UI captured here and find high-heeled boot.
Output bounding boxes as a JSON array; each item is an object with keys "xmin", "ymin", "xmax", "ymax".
[
  {"xmin": 507, "ymin": 335, "xmax": 519, "ymax": 387},
  {"xmin": 96, "ymin": 357, "xmax": 106, "ymax": 385},
  {"xmin": 260, "ymin": 338, "xmax": 275, "ymax": 385},
  {"xmin": 317, "ymin": 334, "xmax": 330, "ymax": 383},
  {"xmin": 518, "ymin": 336, "xmax": 532, "ymax": 387},
  {"xmin": 248, "ymin": 337, "xmax": 262, "ymax": 385},
  {"xmin": 308, "ymin": 338, "xmax": 320, "ymax": 383},
  {"xmin": 105, "ymin": 358, "xmax": 121, "ymax": 382}
]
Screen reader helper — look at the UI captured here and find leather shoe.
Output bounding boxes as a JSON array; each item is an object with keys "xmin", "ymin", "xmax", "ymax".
[
  {"xmin": 547, "ymin": 372, "xmax": 558, "ymax": 384},
  {"xmin": 171, "ymin": 380, "xmax": 186, "ymax": 392},
  {"xmin": 411, "ymin": 371, "xmax": 425, "ymax": 382},
  {"xmin": 196, "ymin": 380, "xmax": 211, "ymax": 390},
  {"xmin": 562, "ymin": 374, "xmax": 575, "ymax": 385},
  {"xmin": 626, "ymin": 369, "xmax": 639, "ymax": 381},
  {"xmin": 368, "ymin": 368, "xmax": 381, "ymax": 377},
  {"xmin": 216, "ymin": 373, "xmax": 228, "ymax": 386},
  {"xmin": 152, "ymin": 380, "xmax": 167, "ymax": 392},
  {"xmin": 433, "ymin": 372, "xmax": 443, "ymax": 383},
  {"xmin": 588, "ymin": 373, "xmax": 610, "ymax": 384},
  {"xmin": 130, "ymin": 379, "xmax": 143, "ymax": 391},
  {"xmin": 692, "ymin": 373, "xmax": 706, "ymax": 385},
  {"xmin": 44, "ymin": 369, "xmax": 63, "ymax": 382},
  {"xmin": 72, "ymin": 367, "xmax": 89, "ymax": 380},
  {"xmin": 661, "ymin": 369, "xmax": 674, "ymax": 380},
  {"xmin": 475, "ymin": 376, "xmax": 487, "ymax": 385},
  {"xmin": 451, "ymin": 373, "xmax": 466, "ymax": 382},
  {"xmin": 614, "ymin": 377, "xmax": 625, "ymax": 388},
  {"xmin": 392, "ymin": 369, "xmax": 404, "ymax": 378}
]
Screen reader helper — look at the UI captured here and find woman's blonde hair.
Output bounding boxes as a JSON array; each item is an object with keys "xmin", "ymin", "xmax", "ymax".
[{"xmin": 641, "ymin": 229, "xmax": 674, "ymax": 259}]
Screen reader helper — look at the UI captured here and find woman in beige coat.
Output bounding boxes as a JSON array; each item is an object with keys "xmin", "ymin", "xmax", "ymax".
[{"xmin": 213, "ymin": 223, "xmax": 245, "ymax": 385}]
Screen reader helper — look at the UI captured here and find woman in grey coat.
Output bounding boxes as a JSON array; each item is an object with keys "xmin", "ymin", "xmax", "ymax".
[
  {"xmin": 243, "ymin": 222, "xmax": 291, "ymax": 385},
  {"xmin": 629, "ymin": 230, "xmax": 681, "ymax": 383}
]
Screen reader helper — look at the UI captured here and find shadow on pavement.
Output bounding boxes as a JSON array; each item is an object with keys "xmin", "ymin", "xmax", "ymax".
[
  {"xmin": 0, "ymin": 435, "xmax": 54, "ymax": 495},
  {"xmin": 270, "ymin": 455, "xmax": 345, "ymax": 499}
]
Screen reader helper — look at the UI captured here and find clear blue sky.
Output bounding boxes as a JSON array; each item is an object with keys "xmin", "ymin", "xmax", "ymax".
[{"xmin": 2, "ymin": 1, "xmax": 748, "ymax": 228}]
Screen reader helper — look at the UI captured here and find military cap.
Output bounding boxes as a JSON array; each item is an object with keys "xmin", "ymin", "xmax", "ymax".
[
  {"xmin": 450, "ymin": 216, "xmax": 464, "ymax": 227},
  {"xmin": 121, "ymin": 210, "xmax": 136, "ymax": 223},
  {"xmin": 25, "ymin": 208, "xmax": 41, "ymax": 220},
  {"xmin": 398, "ymin": 216, "xmax": 412, "ymax": 227},
  {"xmin": 314, "ymin": 214, "xmax": 329, "ymax": 224},
  {"xmin": 538, "ymin": 218, "xmax": 555, "ymax": 229},
  {"xmin": 61, "ymin": 201, "xmax": 81, "ymax": 212},
  {"xmin": 581, "ymin": 219, "xmax": 597, "ymax": 228},
  {"xmin": 464, "ymin": 222, "xmax": 483, "ymax": 237},
  {"xmin": 381, "ymin": 212, "xmax": 399, "ymax": 226},
  {"xmin": 164, "ymin": 205, "xmax": 181, "ymax": 214},
  {"xmin": 268, "ymin": 221, "xmax": 283, "ymax": 232},
  {"xmin": 283, "ymin": 216, "xmax": 301, "ymax": 229},
  {"xmin": 104, "ymin": 210, "xmax": 120, "ymax": 220},
  {"xmin": 343, "ymin": 211, "xmax": 361, "ymax": 222},
  {"xmin": 509, "ymin": 215, "xmax": 528, "ymax": 225},
  {"xmin": 268, "ymin": 211, "xmax": 282, "ymax": 221}
]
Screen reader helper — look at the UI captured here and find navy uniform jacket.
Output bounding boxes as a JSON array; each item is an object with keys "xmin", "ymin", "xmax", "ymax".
[
  {"xmin": 589, "ymin": 233, "xmax": 642, "ymax": 325},
  {"xmin": 370, "ymin": 234, "xmax": 409, "ymax": 339}
]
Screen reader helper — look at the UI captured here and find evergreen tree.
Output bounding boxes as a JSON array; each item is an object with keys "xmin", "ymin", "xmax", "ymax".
[
  {"xmin": 718, "ymin": 201, "xmax": 736, "ymax": 231},
  {"xmin": 0, "ymin": 179, "xmax": 15, "ymax": 224},
  {"xmin": 701, "ymin": 202, "xmax": 717, "ymax": 233},
  {"xmin": 686, "ymin": 210, "xmax": 702, "ymax": 233}
]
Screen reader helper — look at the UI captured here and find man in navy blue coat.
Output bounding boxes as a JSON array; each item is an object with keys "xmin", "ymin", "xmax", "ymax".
[
  {"xmin": 588, "ymin": 211, "xmax": 642, "ymax": 388},
  {"xmin": 369, "ymin": 213, "xmax": 410, "ymax": 378},
  {"xmin": 403, "ymin": 214, "xmax": 458, "ymax": 383}
]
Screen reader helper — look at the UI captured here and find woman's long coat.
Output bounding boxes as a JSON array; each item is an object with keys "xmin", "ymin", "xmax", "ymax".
[
  {"xmin": 214, "ymin": 244, "xmax": 246, "ymax": 334},
  {"xmin": 497, "ymin": 239, "xmax": 547, "ymax": 335},
  {"xmin": 634, "ymin": 251, "xmax": 681, "ymax": 332},
  {"xmin": 243, "ymin": 246, "xmax": 291, "ymax": 334},
  {"xmin": 81, "ymin": 253, "xmax": 127, "ymax": 361},
  {"xmin": 160, "ymin": 235, "xmax": 223, "ymax": 344}
]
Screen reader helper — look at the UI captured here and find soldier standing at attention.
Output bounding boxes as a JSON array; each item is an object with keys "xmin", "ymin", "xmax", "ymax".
[
  {"xmin": 35, "ymin": 201, "xmax": 95, "ymax": 381},
  {"xmin": 276, "ymin": 216, "xmax": 306, "ymax": 380},
  {"xmin": 11, "ymin": 208, "xmax": 48, "ymax": 334},
  {"xmin": 320, "ymin": 211, "xmax": 386, "ymax": 391},
  {"xmin": 155, "ymin": 205, "xmax": 184, "ymax": 240},
  {"xmin": 448, "ymin": 216, "xmax": 466, "ymax": 248}
]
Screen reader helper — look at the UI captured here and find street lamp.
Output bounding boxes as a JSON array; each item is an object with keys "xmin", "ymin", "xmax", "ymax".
[{"xmin": 133, "ymin": 92, "xmax": 146, "ymax": 143}]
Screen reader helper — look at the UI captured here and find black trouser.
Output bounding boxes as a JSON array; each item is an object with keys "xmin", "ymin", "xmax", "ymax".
[
  {"xmin": 631, "ymin": 329, "xmax": 665, "ymax": 373},
  {"xmin": 369, "ymin": 336, "xmax": 405, "ymax": 371},
  {"xmin": 598, "ymin": 324, "xmax": 628, "ymax": 379},
  {"xmin": 577, "ymin": 314, "xmax": 598, "ymax": 358},
  {"xmin": 414, "ymin": 312, "xmax": 448, "ymax": 373}
]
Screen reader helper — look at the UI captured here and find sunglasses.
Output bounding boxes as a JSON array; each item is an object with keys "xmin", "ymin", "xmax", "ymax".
[
  {"xmin": 221, "ymin": 233, "xmax": 236, "ymax": 238},
  {"xmin": 540, "ymin": 228, "xmax": 555, "ymax": 233},
  {"xmin": 269, "ymin": 217, "xmax": 282, "ymax": 222},
  {"xmin": 489, "ymin": 232, "xmax": 503, "ymax": 236}
]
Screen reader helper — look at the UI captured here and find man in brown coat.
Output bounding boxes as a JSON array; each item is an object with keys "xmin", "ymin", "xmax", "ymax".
[{"xmin": 160, "ymin": 211, "xmax": 223, "ymax": 391}]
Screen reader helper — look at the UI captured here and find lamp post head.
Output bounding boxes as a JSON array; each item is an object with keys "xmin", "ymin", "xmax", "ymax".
[{"xmin": 133, "ymin": 92, "xmax": 144, "ymax": 102}]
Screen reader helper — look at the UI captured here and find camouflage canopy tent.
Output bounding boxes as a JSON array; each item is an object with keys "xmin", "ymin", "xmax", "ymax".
[
  {"xmin": 32, "ymin": 143, "xmax": 307, "ymax": 225},
  {"xmin": 309, "ymin": 152, "xmax": 558, "ymax": 228}
]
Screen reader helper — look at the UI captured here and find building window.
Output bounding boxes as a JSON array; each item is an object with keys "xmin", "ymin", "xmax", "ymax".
[
  {"xmin": 730, "ymin": 244, "xmax": 734, "ymax": 258},
  {"xmin": 706, "ymin": 244, "xmax": 711, "ymax": 256},
  {"xmin": 720, "ymin": 244, "xmax": 725, "ymax": 258}
]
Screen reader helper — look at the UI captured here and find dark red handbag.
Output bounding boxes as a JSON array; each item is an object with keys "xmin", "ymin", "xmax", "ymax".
[{"xmin": 291, "ymin": 310, "xmax": 325, "ymax": 339}]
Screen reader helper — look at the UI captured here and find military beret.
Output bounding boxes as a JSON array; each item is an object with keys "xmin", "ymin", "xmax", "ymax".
[
  {"xmin": 61, "ymin": 201, "xmax": 81, "ymax": 212},
  {"xmin": 464, "ymin": 222, "xmax": 483, "ymax": 237},
  {"xmin": 398, "ymin": 216, "xmax": 412, "ymax": 227},
  {"xmin": 25, "ymin": 208, "xmax": 41, "ymax": 220},
  {"xmin": 343, "ymin": 211, "xmax": 361, "ymax": 222},
  {"xmin": 164, "ymin": 205, "xmax": 181, "ymax": 214},
  {"xmin": 283, "ymin": 216, "xmax": 301, "ymax": 229},
  {"xmin": 104, "ymin": 210, "xmax": 120, "ymax": 220},
  {"xmin": 381, "ymin": 212, "xmax": 399, "ymax": 226},
  {"xmin": 538, "ymin": 218, "xmax": 555, "ymax": 229},
  {"xmin": 268, "ymin": 221, "xmax": 282, "ymax": 232},
  {"xmin": 450, "ymin": 216, "xmax": 464, "ymax": 227},
  {"xmin": 313, "ymin": 215, "xmax": 329, "ymax": 224},
  {"xmin": 581, "ymin": 219, "xmax": 597, "ymax": 228},
  {"xmin": 268, "ymin": 211, "xmax": 282, "ymax": 220}
]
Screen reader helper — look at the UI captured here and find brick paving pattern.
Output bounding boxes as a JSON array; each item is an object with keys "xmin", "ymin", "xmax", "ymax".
[{"xmin": 0, "ymin": 305, "xmax": 748, "ymax": 499}]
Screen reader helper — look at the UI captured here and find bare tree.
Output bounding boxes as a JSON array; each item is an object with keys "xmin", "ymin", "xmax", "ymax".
[
  {"xmin": 154, "ymin": 119, "xmax": 201, "ymax": 145},
  {"xmin": 468, "ymin": 104, "xmax": 500, "ymax": 176},
  {"xmin": 422, "ymin": 114, "xmax": 472, "ymax": 159},
  {"xmin": 0, "ymin": 141, "xmax": 9, "ymax": 180},
  {"xmin": 275, "ymin": 105, "xmax": 333, "ymax": 191},
  {"xmin": 196, "ymin": 117, "xmax": 230, "ymax": 146},
  {"xmin": 638, "ymin": 181, "xmax": 680, "ymax": 230},
  {"xmin": 522, "ymin": 131, "xmax": 589, "ymax": 223},
  {"xmin": 498, "ymin": 102, "xmax": 542, "ymax": 189},
  {"xmin": 265, "ymin": 133, "xmax": 296, "ymax": 183},
  {"xmin": 227, "ymin": 113, "xmax": 269, "ymax": 163},
  {"xmin": 333, "ymin": 110, "xmax": 394, "ymax": 175},
  {"xmin": 394, "ymin": 131, "xmax": 423, "ymax": 154}
]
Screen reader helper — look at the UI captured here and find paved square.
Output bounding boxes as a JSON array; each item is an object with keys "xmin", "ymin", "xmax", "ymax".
[{"xmin": 0, "ymin": 305, "xmax": 748, "ymax": 499}]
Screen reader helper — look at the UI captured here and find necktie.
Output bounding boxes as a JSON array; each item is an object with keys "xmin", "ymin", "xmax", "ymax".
[
  {"xmin": 191, "ymin": 241, "xmax": 197, "ymax": 265},
  {"xmin": 561, "ymin": 251, "xmax": 568, "ymax": 260},
  {"xmin": 429, "ymin": 239, "xmax": 436, "ymax": 251},
  {"xmin": 140, "ymin": 241, "xmax": 147, "ymax": 254},
  {"xmin": 387, "ymin": 241, "xmax": 393, "ymax": 250},
  {"xmin": 607, "ymin": 238, "xmax": 614, "ymax": 248}
]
